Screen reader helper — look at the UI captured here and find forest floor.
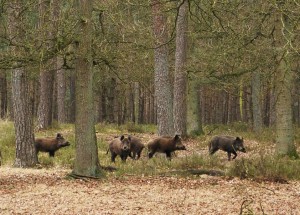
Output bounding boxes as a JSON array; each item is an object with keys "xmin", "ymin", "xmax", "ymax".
[
  {"xmin": 1, "ymin": 167, "xmax": 300, "ymax": 214},
  {"xmin": 1, "ymin": 134, "xmax": 300, "ymax": 214}
]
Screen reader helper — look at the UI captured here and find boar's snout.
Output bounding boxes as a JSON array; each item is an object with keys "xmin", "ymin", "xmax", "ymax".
[
  {"xmin": 64, "ymin": 141, "xmax": 70, "ymax": 146},
  {"xmin": 175, "ymin": 144, "xmax": 186, "ymax": 151},
  {"xmin": 59, "ymin": 141, "xmax": 70, "ymax": 148},
  {"xmin": 179, "ymin": 145, "xmax": 186, "ymax": 150},
  {"xmin": 239, "ymin": 147, "xmax": 246, "ymax": 153},
  {"xmin": 122, "ymin": 145, "xmax": 130, "ymax": 151}
]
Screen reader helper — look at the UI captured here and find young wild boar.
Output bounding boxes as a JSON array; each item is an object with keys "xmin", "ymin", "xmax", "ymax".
[
  {"xmin": 209, "ymin": 135, "xmax": 246, "ymax": 161},
  {"xmin": 34, "ymin": 133, "xmax": 70, "ymax": 157},
  {"xmin": 128, "ymin": 136, "xmax": 145, "ymax": 160},
  {"xmin": 147, "ymin": 135, "xmax": 186, "ymax": 160},
  {"xmin": 107, "ymin": 135, "xmax": 131, "ymax": 162}
]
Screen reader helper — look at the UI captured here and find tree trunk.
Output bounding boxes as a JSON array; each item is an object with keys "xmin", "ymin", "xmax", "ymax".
[
  {"xmin": 152, "ymin": 0, "xmax": 174, "ymax": 136},
  {"xmin": 57, "ymin": 57, "xmax": 66, "ymax": 123},
  {"xmin": 68, "ymin": 70, "xmax": 76, "ymax": 123},
  {"xmin": 107, "ymin": 78, "xmax": 116, "ymax": 123},
  {"xmin": 173, "ymin": 0, "xmax": 188, "ymax": 137},
  {"xmin": 37, "ymin": 65, "xmax": 54, "ymax": 129},
  {"xmin": 12, "ymin": 69, "xmax": 38, "ymax": 167},
  {"xmin": 37, "ymin": 0, "xmax": 58, "ymax": 129},
  {"xmin": 9, "ymin": 1, "xmax": 37, "ymax": 167},
  {"xmin": 251, "ymin": 71, "xmax": 263, "ymax": 133},
  {"xmin": 275, "ymin": 55, "xmax": 297, "ymax": 157},
  {"xmin": 0, "ymin": 71, "xmax": 8, "ymax": 118},
  {"xmin": 72, "ymin": 0, "xmax": 102, "ymax": 178},
  {"xmin": 133, "ymin": 82, "xmax": 139, "ymax": 123},
  {"xmin": 275, "ymin": 11, "xmax": 297, "ymax": 157}
]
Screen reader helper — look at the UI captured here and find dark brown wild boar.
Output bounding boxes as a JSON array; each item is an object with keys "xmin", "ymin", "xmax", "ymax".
[
  {"xmin": 107, "ymin": 135, "xmax": 131, "ymax": 162},
  {"xmin": 209, "ymin": 135, "xmax": 246, "ymax": 161},
  {"xmin": 147, "ymin": 135, "xmax": 186, "ymax": 160},
  {"xmin": 34, "ymin": 133, "xmax": 70, "ymax": 158},
  {"xmin": 128, "ymin": 136, "xmax": 144, "ymax": 160}
]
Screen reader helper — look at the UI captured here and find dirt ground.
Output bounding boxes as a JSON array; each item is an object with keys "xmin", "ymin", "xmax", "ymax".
[{"xmin": 1, "ymin": 167, "xmax": 300, "ymax": 215}]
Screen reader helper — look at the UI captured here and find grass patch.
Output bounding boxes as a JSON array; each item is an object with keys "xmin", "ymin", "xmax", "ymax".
[
  {"xmin": 0, "ymin": 120, "xmax": 16, "ymax": 165},
  {"xmin": 101, "ymin": 153, "xmax": 226, "ymax": 178},
  {"xmin": 228, "ymin": 153, "xmax": 300, "ymax": 181}
]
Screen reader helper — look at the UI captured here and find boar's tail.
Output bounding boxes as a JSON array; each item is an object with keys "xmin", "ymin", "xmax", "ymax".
[{"xmin": 106, "ymin": 148, "xmax": 109, "ymax": 154}]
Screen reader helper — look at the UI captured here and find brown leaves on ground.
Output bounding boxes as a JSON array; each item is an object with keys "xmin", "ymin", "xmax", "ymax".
[{"xmin": 1, "ymin": 167, "xmax": 300, "ymax": 215}]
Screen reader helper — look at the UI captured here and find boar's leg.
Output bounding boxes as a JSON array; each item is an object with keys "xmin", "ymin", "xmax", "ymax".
[
  {"xmin": 128, "ymin": 153, "xmax": 133, "ymax": 159},
  {"xmin": 209, "ymin": 147, "xmax": 218, "ymax": 155},
  {"xmin": 36, "ymin": 152, "xmax": 40, "ymax": 164},
  {"xmin": 120, "ymin": 154, "xmax": 128, "ymax": 162},
  {"xmin": 130, "ymin": 152, "xmax": 136, "ymax": 160},
  {"xmin": 232, "ymin": 151, "xmax": 237, "ymax": 160},
  {"xmin": 49, "ymin": 151, "xmax": 55, "ymax": 157},
  {"xmin": 111, "ymin": 153, "xmax": 117, "ymax": 162},
  {"xmin": 148, "ymin": 151, "xmax": 155, "ymax": 159},
  {"xmin": 136, "ymin": 150, "xmax": 142, "ymax": 159},
  {"xmin": 227, "ymin": 152, "xmax": 231, "ymax": 161},
  {"xmin": 165, "ymin": 151, "xmax": 172, "ymax": 160}
]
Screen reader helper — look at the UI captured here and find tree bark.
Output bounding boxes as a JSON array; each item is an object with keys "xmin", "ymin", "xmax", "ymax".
[
  {"xmin": 72, "ymin": 0, "xmax": 102, "ymax": 178},
  {"xmin": 251, "ymin": 71, "xmax": 263, "ymax": 133},
  {"xmin": 151, "ymin": 0, "xmax": 174, "ymax": 136},
  {"xmin": 0, "ymin": 71, "xmax": 8, "ymax": 119},
  {"xmin": 57, "ymin": 57, "xmax": 66, "ymax": 123},
  {"xmin": 275, "ymin": 11, "xmax": 297, "ymax": 157},
  {"xmin": 37, "ymin": 0, "xmax": 59, "ymax": 129},
  {"xmin": 275, "ymin": 55, "xmax": 297, "ymax": 157},
  {"xmin": 173, "ymin": 0, "xmax": 188, "ymax": 137},
  {"xmin": 9, "ymin": 1, "xmax": 38, "ymax": 167},
  {"xmin": 12, "ymin": 69, "xmax": 38, "ymax": 167}
]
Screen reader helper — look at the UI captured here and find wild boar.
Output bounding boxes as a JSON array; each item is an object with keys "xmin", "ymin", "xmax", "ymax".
[
  {"xmin": 147, "ymin": 135, "xmax": 186, "ymax": 160},
  {"xmin": 34, "ymin": 133, "xmax": 70, "ymax": 157},
  {"xmin": 128, "ymin": 136, "xmax": 145, "ymax": 160},
  {"xmin": 209, "ymin": 135, "xmax": 246, "ymax": 161},
  {"xmin": 107, "ymin": 135, "xmax": 131, "ymax": 162}
]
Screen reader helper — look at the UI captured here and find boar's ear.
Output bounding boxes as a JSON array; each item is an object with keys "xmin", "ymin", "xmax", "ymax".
[
  {"xmin": 128, "ymin": 136, "xmax": 131, "ymax": 141},
  {"xmin": 56, "ymin": 133, "xmax": 62, "ymax": 139},
  {"xmin": 236, "ymin": 137, "xmax": 240, "ymax": 141},
  {"xmin": 120, "ymin": 135, "xmax": 125, "ymax": 141},
  {"xmin": 174, "ymin": 134, "xmax": 180, "ymax": 141}
]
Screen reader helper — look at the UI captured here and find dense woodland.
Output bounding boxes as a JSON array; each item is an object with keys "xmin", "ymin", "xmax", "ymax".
[{"xmin": 0, "ymin": 0, "xmax": 300, "ymax": 176}]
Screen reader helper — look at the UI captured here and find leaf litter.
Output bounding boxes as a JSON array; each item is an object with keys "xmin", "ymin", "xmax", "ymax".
[{"xmin": 1, "ymin": 166, "xmax": 300, "ymax": 214}]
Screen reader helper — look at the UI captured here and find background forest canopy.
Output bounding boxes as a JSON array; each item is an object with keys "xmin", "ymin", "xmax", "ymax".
[{"xmin": 0, "ymin": 0, "xmax": 300, "ymax": 133}]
